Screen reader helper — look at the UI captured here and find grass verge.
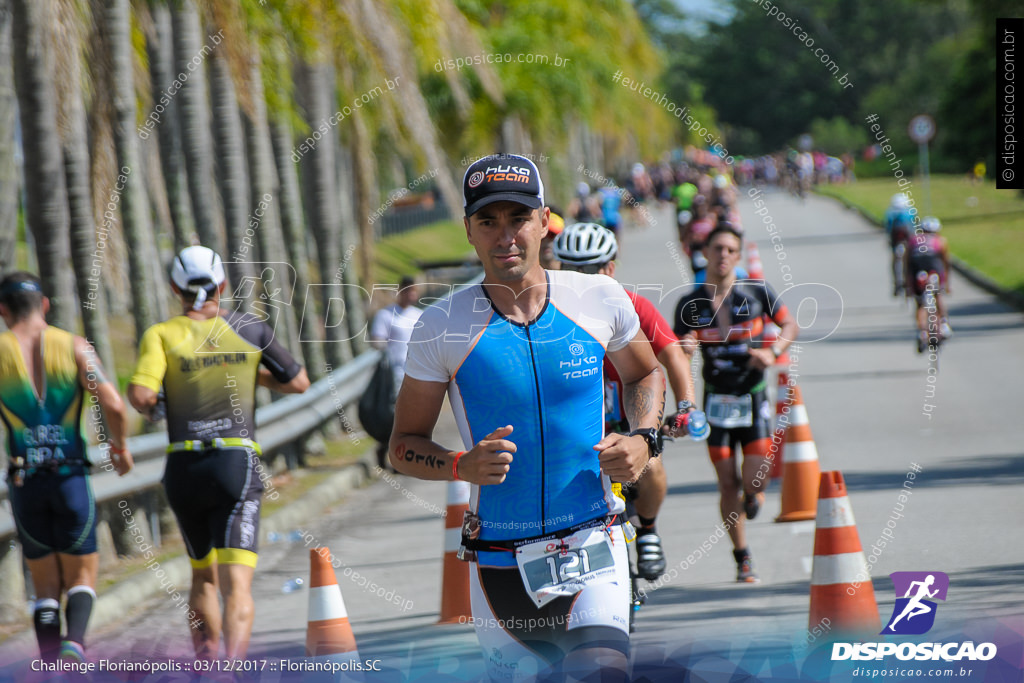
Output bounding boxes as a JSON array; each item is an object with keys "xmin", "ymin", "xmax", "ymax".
[{"xmin": 817, "ymin": 176, "xmax": 1024, "ymax": 297}]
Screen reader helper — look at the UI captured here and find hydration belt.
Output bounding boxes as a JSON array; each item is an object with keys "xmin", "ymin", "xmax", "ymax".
[
  {"xmin": 8, "ymin": 456, "xmax": 89, "ymax": 486},
  {"xmin": 166, "ymin": 437, "xmax": 262, "ymax": 456},
  {"xmin": 459, "ymin": 513, "xmax": 617, "ymax": 556}
]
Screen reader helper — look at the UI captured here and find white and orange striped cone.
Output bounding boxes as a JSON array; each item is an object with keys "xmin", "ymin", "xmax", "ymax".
[
  {"xmin": 437, "ymin": 480, "xmax": 472, "ymax": 624},
  {"xmin": 746, "ymin": 242, "xmax": 765, "ymax": 280},
  {"xmin": 775, "ymin": 385, "xmax": 820, "ymax": 522},
  {"xmin": 763, "ymin": 325, "xmax": 790, "ymax": 481},
  {"xmin": 809, "ymin": 471, "xmax": 880, "ymax": 633},
  {"xmin": 306, "ymin": 547, "xmax": 360, "ymax": 668}
]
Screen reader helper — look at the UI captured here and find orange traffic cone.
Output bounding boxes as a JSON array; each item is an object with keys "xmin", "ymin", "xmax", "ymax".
[
  {"xmin": 809, "ymin": 471, "xmax": 880, "ymax": 633},
  {"xmin": 306, "ymin": 547, "xmax": 360, "ymax": 660},
  {"xmin": 438, "ymin": 481, "xmax": 472, "ymax": 624},
  {"xmin": 775, "ymin": 385, "xmax": 820, "ymax": 522},
  {"xmin": 746, "ymin": 242, "xmax": 764, "ymax": 280},
  {"xmin": 763, "ymin": 325, "xmax": 791, "ymax": 481}
]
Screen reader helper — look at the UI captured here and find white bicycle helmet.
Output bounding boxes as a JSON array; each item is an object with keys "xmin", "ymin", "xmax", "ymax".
[
  {"xmin": 553, "ymin": 222, "xmax": 618, "ymax": 266},
  {"xmin": 890, "ymin": 193, "xmax": 910, "ymax": 209},
  {"xmin": 171, "ymin": 245, "xmax": 225, "ymax": 310},
  {"xmin": 921, "ymin": 216, "xmax": 941, "ymax": 233}
]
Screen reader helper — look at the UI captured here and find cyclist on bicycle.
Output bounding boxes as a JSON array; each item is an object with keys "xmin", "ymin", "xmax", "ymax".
[
  {"xmin": 553, "ymin": 222, "xmax": 702, "ymax": 581},
  {"xmin": 885, "ymin": 193, "xmax": 915, "ymax": 297},
  {"xmin": 904, "ymin": 217, "xmax": 952, "ymax": 352}
]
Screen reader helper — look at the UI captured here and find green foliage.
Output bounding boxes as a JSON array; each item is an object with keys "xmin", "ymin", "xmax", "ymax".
[
  {"xmin": 694, "ymin": 0, "xmax": 971, "ymax": 154},
  {"xmin": 808, "ymin": 116, "xmax": 868, "ymax": 156}
]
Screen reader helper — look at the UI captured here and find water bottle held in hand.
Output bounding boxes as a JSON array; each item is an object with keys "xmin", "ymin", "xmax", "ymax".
[{"xmin": 685, "ymin": 410, "xmax": 710, "ymax": 441}]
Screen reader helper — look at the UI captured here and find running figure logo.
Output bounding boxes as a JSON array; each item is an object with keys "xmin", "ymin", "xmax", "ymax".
[{"xmin": 882, "ymin": 571, "xmax": 949, "ymax": 635}]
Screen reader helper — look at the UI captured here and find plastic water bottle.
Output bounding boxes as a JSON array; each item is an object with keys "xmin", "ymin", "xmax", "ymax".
[
  {"xmin": 281, "ymin": 578, "xmax": 304, "ymax": 593},
  {"xmin": 686, "ymin": 410, "xmax": 710, "ymax": 441}
]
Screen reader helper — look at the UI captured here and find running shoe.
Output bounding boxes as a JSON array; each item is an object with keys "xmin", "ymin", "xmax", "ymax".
[
  {"xmin": 636, "ymin": 533, "xmax": 667, "ymax": 580},
  {"xmin": 743, "ymin": 492, "xmax": 762, "ymax": 520},
  {"xmin": 59, "ymin": 640, "xmax": 85, "ymax": 663},
  {"xmin": 737, "ymin": 557, "xmax": 760, "ymax": 583},
  {"xmin": 940, "ymin": 319, "xmax": 953, "ymax": 338}
]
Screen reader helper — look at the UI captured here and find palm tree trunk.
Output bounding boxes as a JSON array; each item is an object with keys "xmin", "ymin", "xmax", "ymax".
[
  {"xmin": 170, "ymin": 0, "xmax": 222, "ymax": 254},
  {"xmin": 335, "ymin": 138, "xmax": 368, "ymax": 356},
  {"xmin": 56, "ymin": 0, "xmax": 116, "ymax": 373},
  {"xmin": 0, "ymin": 1, "xmax": 17, "ymax": 274},
  {"xmin": 104, "ymin": 0, "xmax": 168, "ymax": 340},
  {"xmin": 242, "ymin": 54, "xmax": 302, "ymax": 358},
  {"xmin": 295, "ymin": 60, "xmax": 352, "ymax": 368},
  {"xmin": 270, "ymin": 116, "xmax": 325, "ymax": 377},
  {"xmin": 11, "ymin": 0, "xmax": 75, "ymax": 329},
  {"xmin": 208, "ymin": 49, "xmax": 256, "ymax": 302},
  {"xmin": 146, "ymin": 0, "xmax": 194, "ymax": 251}
]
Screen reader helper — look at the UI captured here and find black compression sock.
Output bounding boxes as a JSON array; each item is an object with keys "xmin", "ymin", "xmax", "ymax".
[
  {"xmin": 637, "ymin": 516, "xmax": 657, "ymax": 532},
  {"xmin": 733, "ymin": 548, "xmax": 751, "ymax": 564},
  {"xmin": 64, "ymin": 586, "xmax": 96, "ymax": 648},
  {"xmin": 33, "ymin": 599, "xmax": 61, "ymax": 662}
]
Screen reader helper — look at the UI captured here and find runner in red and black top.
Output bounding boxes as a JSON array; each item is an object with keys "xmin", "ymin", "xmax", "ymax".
[{"xmin": 672, "ymin": 224, "xmax": 799, "ymax": 582}]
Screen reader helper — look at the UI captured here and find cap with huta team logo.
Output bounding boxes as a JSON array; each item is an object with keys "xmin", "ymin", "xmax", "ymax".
[{"xmin": 463, "ymin": 154, "xmax": 545, "ymax": 217}]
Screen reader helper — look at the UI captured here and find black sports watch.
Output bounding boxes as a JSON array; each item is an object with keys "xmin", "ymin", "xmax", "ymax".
[
  {"xmin": 676, "ymin": 399, "xmax": 695, "ymax": 413},
  {"xmin": 628, "ymin": 428, "xmax": 663, "ymax": 459}
]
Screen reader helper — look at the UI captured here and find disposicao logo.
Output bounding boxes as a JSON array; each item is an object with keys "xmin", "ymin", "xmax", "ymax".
[
  {"xmin": 883, "ymin": 571, "xmax": 948, "ymax": 635},
  {"xmin": 832, "ymin": 571, "xmax": 997, "ymax": 662}
]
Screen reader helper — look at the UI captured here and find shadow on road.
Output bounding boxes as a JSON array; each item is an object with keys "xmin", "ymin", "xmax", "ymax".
[{"xmin": 843, "ymin": 454, "xmax": 1024, "ymax": 492}]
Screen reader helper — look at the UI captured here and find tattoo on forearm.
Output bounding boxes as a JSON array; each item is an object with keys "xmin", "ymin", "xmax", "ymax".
[
  {"xmin": 625, "ymin": 385, "xmax": 654, "ymax": 426},
  {"xmin": 624, "ymin": 370, "xmax": 666, "ymax": 427},
  {"xmin": 394, "ymin": 442, "xmax": 446, "ymax": 469}
]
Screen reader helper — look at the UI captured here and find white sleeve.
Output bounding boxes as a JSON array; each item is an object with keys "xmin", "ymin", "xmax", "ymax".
[
  {"xmin": 369, "ymin": 307, "xmax": 391, "ymax": 342},
  {"xmin": 403, "ymin": 306, "xmax": 451, "ymax": 384},
  {"xmin": 604, "ymin": 279, "xmax": 641, "ymax": 353}
]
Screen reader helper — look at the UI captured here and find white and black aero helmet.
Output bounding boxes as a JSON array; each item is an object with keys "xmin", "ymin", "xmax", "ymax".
[
  {"xmin": 553, "ymin": 222, "xmax": 618, "ymax": 267},
  {"xmin": 171, "ymin": 245, "xmax": 225, "ymax": 310}
]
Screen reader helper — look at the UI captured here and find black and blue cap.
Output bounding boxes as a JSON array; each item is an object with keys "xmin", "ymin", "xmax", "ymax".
[{"xmin": 463, "ymin": 154, "xmax": 545, "ymax": 217}]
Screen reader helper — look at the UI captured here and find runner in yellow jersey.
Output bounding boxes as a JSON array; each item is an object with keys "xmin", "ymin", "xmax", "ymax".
[
  {"xmin": 127, "ymin": 246, "xmax": 309, "ymax": 660},
  {"xmin": 0, "ymin": 272, "xmax": 132, "ymax": 663}
]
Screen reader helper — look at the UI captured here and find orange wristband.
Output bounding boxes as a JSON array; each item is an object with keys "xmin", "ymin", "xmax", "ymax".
[
  {"xmin": 452, "ymin": 452, "xmax": 465, "ymax": 481},
  {"xmin": 110, "ymin": 444, "xmax": 127, "ymax": 455}
]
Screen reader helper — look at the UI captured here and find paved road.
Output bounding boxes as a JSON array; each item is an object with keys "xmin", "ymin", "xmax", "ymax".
[{"xmin": 11, "ymin": 188, "xmax": 1024, "ymax": 681}]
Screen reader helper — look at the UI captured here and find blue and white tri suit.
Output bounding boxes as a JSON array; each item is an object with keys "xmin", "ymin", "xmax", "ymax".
[{"xmin": 405, "ymin": 270, "xmax": 641, "ymax": 675}]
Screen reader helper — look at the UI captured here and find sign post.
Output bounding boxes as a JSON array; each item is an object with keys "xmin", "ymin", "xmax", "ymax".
[{"xmin": 908, "ymin": 115, "xmax": 936, "ymax": 215}]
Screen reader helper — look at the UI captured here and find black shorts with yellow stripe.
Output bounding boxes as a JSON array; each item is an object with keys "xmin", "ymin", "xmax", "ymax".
[{"xmin": 162, "ymin": 447, "xmax": 263, "ymax": 568}]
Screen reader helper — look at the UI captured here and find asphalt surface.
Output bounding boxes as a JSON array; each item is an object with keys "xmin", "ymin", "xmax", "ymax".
[{"xmin": 3, "ymin": 188, "xmax": 1022, "ymax": 682}]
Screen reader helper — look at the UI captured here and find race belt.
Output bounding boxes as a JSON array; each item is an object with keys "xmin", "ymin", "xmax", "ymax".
[{"xmin": 166, "ymin": 437, "xmax": 262, "ymax": 455}]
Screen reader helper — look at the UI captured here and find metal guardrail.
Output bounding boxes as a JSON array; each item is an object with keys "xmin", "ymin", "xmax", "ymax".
[{"xmin": 0, "ymin": 350, "xmax": 381, "ymax": 539}]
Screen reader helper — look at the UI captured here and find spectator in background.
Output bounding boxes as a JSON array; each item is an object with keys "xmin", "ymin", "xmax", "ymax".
[{"xmin": 370, "ymin": 276, "xmax": 423, "ymax": 468}]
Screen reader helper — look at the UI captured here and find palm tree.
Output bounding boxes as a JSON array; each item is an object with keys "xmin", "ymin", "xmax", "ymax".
[
  {"xmin": 295, "ymin": 60, "xmax": 351, "ymax": 368},
  {"xmin": 208, "ymin": 47, "xmax": 257, "ymax": 303},
  {"xmin": 171, "ymin": 0, "xmax": 223, "ymax": 254},
  {"xmin": 55, "ymin": 0, "xmax": 116, "ymax": 372},
  {"xmin": 270, "ymin": 115, "xmax": 326, "ymax": 376},
  {"xmin": 242, "ymin": 53, "xmax": 303, "ymax": 357},
  {"xmin": 11, "ymin": 0, "xmax": 76, "ymax": 328},
  {"xmin": 0, "ymin": 0, "xmax": 17, "ymax": 274},
  {"xmin": 102, "ymin": 0, "xmax": 168, "ymax": 339},
  {"xmin": 145, "ymin": 0, "xmax": 195, "ymax": 251}
]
